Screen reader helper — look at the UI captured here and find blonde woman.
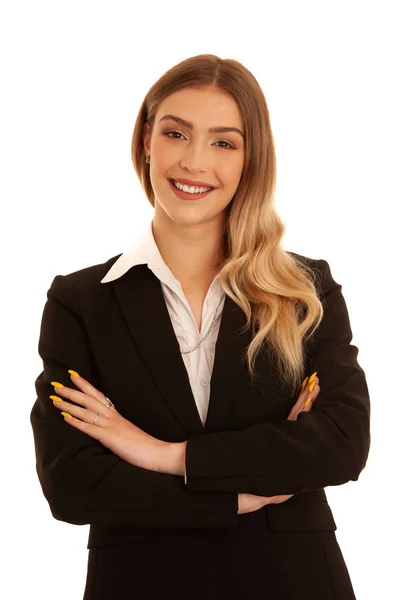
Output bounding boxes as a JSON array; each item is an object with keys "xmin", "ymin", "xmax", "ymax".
[{"xmin": 31, "ymin": 54, "xmax": 370, "ymax": 599}]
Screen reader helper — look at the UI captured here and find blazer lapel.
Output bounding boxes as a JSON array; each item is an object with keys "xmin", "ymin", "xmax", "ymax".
[{"xmin": 111, "ymin": 265, "xmax": 253, "ymax": 438}]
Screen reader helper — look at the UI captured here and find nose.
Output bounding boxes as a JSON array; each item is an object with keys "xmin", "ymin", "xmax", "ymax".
[{"xmin": 179, "ymin": 141, "xmax": 208, "ymax": 173}]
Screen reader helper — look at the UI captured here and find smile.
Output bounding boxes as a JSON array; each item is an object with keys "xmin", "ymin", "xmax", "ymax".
[
  {"xmin": 168, "ymin": 179, "xmax": 215, "ymax": 201},
  {"xmin": 171, "ymin": 179, "xmax": 213, "ymax": 193}
]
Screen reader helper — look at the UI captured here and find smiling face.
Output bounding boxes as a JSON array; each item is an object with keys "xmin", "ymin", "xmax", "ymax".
[{"xmin": 143, "ymin": 86, "xmax": 245, "ymax": 229}]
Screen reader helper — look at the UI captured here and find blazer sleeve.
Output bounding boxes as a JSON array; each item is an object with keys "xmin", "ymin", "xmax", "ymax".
[
  {"xmin": 184, "ymin": 258, "xmax": 371, "ymax": 496},
  {"xmin": 30, "ymin": 275, "xmax": 238, "ymax": 530}
]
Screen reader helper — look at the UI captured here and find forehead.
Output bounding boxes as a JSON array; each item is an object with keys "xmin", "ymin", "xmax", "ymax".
[{"xmin": 155, "ymin": 87, "xmax": 243, "ymax": 128}]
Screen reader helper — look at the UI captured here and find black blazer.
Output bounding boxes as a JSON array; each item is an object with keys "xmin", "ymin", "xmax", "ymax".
[{"xmin": 30, "ymin": 253, "xmax": 370, "ymax": 600}]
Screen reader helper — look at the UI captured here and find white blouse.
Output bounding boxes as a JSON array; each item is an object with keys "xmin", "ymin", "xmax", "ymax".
[{"xmin": 101, "ymin": 218, "xmax": 226, "ymax": 483}]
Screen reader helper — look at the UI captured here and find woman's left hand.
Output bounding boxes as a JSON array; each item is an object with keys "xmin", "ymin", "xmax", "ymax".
[{"xmin": 50, "ymin": 371, "xmax": 167, "ymax": 471}]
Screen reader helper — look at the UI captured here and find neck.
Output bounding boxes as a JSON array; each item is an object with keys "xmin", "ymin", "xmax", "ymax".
[{"xmin": 151, "ymin": 215, "xmax": 225, "ymax": 283}]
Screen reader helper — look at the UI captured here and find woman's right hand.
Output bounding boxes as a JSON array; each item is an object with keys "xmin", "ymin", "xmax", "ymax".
[{"xmin": 237, "ymin": 374, "xmax": 320, "ymax": 515}]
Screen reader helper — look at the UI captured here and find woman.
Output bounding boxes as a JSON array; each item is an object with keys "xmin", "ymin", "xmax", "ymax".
[{"xmin": 30, "ymin": 54, "xmax": 370, "ymax": 599}]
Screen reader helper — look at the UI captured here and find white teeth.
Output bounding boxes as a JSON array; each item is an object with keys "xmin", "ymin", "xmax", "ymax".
[{"xmin": 172, "ymin": 180, "xmax": 212, "ymax": 194}]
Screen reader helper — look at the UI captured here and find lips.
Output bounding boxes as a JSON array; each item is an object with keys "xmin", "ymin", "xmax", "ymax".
[
  {"xmin": 170, "ymin": 178, "xmax": 214, "ymax": 190},
  {"xmin": 168, "ymin": 178, "xmax": 214, "ymax": 200}
]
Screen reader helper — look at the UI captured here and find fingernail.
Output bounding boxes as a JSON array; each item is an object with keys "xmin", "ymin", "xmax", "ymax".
[
  {"xmin": 304, "ymin": 395, "xmax": 312, "ymax": 407},
  {"xmin": 301, "ymin": 377, "xmax": 309, "ymax": 390},
  {"xmin": 51, "ymin": 381, "xmax": 64, "ymax": 388},
  {"xmin": 308, "ymin": 380, "xmax": 316, "ymax": 392},
  {"xmin": 61, "ymin": 412, "xmax": 72, "ymax": 419},
  {"xmin": 50, "ymin": 395, "xmax": 62, "ymax": 402},
  {"xmin": 308, "ymin": 371, "xmax": 317, "ymax": 384},
  {"xmin": 68, "ymin": 369, "xmax": 80, "ymax": 377}
]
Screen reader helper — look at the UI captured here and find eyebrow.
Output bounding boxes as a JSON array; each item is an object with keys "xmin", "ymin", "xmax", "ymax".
[{"xmin": 158, "ymin": 114, "xmax": 245, "ymax": 139}]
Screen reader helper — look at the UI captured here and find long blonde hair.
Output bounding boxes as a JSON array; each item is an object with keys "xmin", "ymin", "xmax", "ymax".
[{"xmin": 131, "ymin": 54, "xmax": 324, "ymax": 398}]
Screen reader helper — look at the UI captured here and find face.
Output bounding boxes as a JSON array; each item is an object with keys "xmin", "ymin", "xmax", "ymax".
[{"xmin": 143, "ymin": 86, "xmax": 245, "ymax": 229}]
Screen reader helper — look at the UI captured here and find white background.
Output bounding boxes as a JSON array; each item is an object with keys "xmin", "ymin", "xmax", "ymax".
[{"xmin": 1, "ymin": 1, "xmax": 398, "ymax": 598}]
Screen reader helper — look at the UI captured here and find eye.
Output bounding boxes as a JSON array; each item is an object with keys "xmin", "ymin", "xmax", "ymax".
[
  {"xmin": 216, "ymin": 140, "xmax": 234, "ymax": 149},
  {"xmin": 162, "ymin": 130, "xmax": 235, "ymax": 149},
  {"xmin": 164, "ymin": 130, "xmax": 184, "ymax": 140}
]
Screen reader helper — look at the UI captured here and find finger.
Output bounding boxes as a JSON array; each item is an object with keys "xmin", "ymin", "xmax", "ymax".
[
  {"xmin": 68, "ymin": 372, "xmax": 111, "ymax": 405},
  {"xmin": 287, "ymin": 377, "xmax": 318, "ymax": 419},
  {"xmin": 66, "ymin": 373, "xmax": 119, "ymax": 413},
  {"xmin": 51, "ymin": 385, "xmax": 116, "ymax": 425},
  {"xmin": 287, "ymin": 376, "xmax": 320, "ymax": 420},
  {"xmin": 303, "ymin": 376, "xmax": 320, "ymax": 409},
  {"xmin": 302, "ymin": 384, "xmax": 319, "ymax": 412},
  {"xmin": 293, "ymin": 382, "xmax": 320, "ymax": 420},
  {"xmin": 52, "ymin": 383, "xmax": 102, "ymax": 410},
  {"xmin": 51, "ymin": 395, "xmax": 109, "ymax": 426},
  {"xmin": 59, "ymin": 409, "xmax": 103, "ymax": 439}
]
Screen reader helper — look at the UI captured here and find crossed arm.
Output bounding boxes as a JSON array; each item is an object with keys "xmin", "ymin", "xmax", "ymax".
[
  {"xmin": 31, "ymin": 259, "xmax": 370, "ymax": 529},
  {"xmin": 49, "ymin": 369, "xmax": 319, "ymax": 482}
]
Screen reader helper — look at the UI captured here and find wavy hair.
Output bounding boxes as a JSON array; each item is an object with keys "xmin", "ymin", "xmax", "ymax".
[{"xmin": 131, "ymin": 54, "xmax": 324, "ymax": 398}]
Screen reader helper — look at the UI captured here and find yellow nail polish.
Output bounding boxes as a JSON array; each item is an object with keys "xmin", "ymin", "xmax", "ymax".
[
  {"xmin": 61, "ymin": 412, "xmax": 72, "ymax": 419},
  {"xmin": 50, "ymin": 395, "xmax": 62, "ymax": 402},
  {"xmin": 309, "ymin": 380, "xmax": 316, "ymax": 392},
  {"xmin": 68, "ymin": 370, "xmax": 80, "ymax": 377},
  {"xmin": 301, "ymin": 377, "xmax": 309, "ymax": 390},
  {"xmin": 51, "ymin": 381, "xmax": 64, "ymax": 388},
  {"xmin": 304, "ymin": 395, "xmax": 312, "ymax": 407},
  {"xmin": 308, "ymin": 371, "xmax": 317, "ymax": 384}
]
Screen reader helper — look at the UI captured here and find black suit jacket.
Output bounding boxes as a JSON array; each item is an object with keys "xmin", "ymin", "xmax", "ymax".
[{"xmin": 30, "ymin": 253, "xmax": 370, "ymax": 599}]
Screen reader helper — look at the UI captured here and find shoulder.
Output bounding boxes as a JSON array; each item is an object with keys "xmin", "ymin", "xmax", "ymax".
[
  {"xmin": 286, "ymin": 250, "xmax": 338, "ymax": 297},
  {"xmin": 286, "ymin": 249, "xmax": 322, "ymax": 276},
  {"xmin": 45, "ymin": 253, "xmax": 123, "ymax": 302},
  {"xmin": 64, "ymin": 253, "xmax": 123, "ymax": 288}
]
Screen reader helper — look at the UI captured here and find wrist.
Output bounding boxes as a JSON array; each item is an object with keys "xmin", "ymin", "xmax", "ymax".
[{"xmin": 161, "ymin": 441, "xmax": 187, "ymax": 476}]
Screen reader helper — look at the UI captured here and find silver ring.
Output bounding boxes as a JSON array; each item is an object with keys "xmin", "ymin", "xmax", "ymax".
[
  {"xmin": 93, "ymin": 412, "xmax": 101, "ymax": 425},
  {"xmin": 105, "ymin": 397, "xmax": 114, "ymax": 408}
]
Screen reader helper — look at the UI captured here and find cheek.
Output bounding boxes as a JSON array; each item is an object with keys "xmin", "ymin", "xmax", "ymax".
[
  {"xmin": 219, "ymin": 161, "xmax": 243, "ymax": 187},
  {"xmin": 153, "ymin": 144, "xmax": 181, "ymax": 171}
]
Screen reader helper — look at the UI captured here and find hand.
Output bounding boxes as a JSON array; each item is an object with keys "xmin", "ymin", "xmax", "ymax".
[
  {"xmin": 287, "ymin": 374, "xmax": 320, "ymax": 421},
  {"xmin": 238, "ymin": 492, "xmax": 294, "ymax": 514},
  {"xmin": 50, "ymin": 372, "xmax": 166, "ymax": 471},
  {"xmin": 237, "ymin": 373, "xmax": 320, "ymax": 515}
]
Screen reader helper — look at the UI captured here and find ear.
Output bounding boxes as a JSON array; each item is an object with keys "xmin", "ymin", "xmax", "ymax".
[{"xmin": 143, "ymin": 121, "xmax": 151, "ymax": 155}]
